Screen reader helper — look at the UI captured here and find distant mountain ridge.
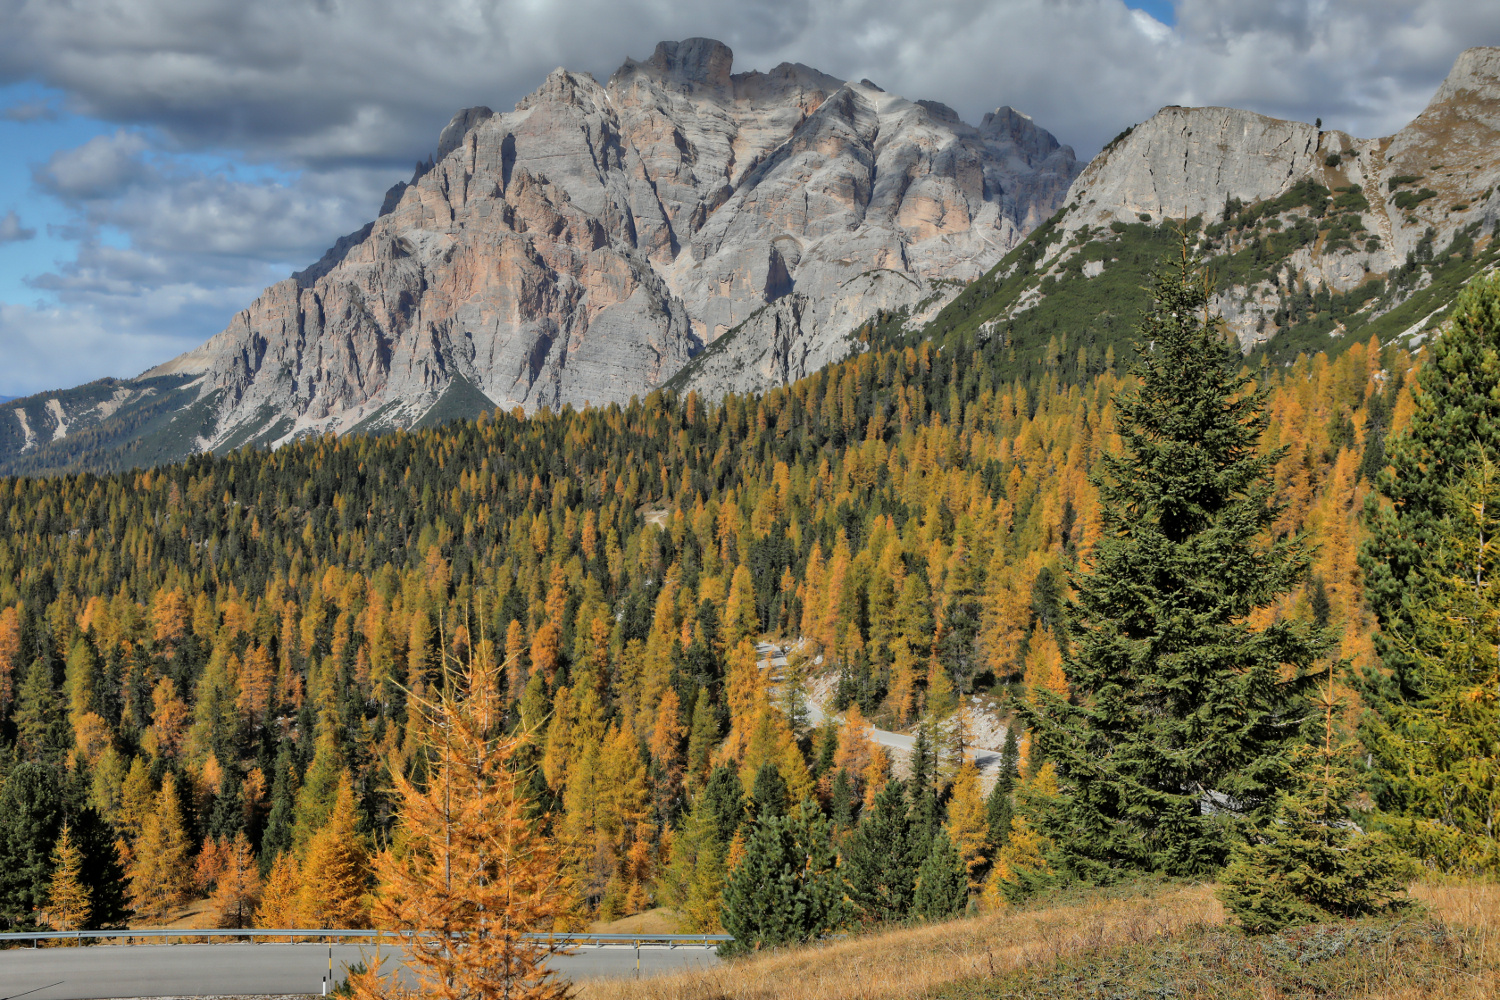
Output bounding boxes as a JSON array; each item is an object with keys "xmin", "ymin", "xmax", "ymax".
[
  {"xmin": 0, "ymin": 38, "xmax": 1078, "ymax": 475},
  {"xmin": 6, "ymin": 46, "xmax": 1500, "ymax": 477},
  {"xmin": 864, "ymin": 46, "xmax": 1500, "ymax": 383}
]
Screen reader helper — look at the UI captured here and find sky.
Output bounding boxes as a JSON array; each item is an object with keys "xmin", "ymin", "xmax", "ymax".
[{"xmin": 0, "ymin": 0, "xmax": 1496, "ymax": 398}]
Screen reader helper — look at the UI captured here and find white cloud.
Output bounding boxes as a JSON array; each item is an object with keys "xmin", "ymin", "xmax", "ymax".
[
  {"xmin": 2, "ymin": 0, "xmax": 1495, "ymax": 166},
  {"xmin": 0, "ymin": 300, "xmax": 202, "ymax": 397},
  {"xmin": 34, "ymin": 130, "xmax": 150, "ymax": 200}
]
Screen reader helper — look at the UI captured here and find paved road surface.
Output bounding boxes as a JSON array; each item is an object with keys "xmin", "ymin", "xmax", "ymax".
[
  {"xmin": 0, "ymin": 942, "xmax": 722, "ymax": 999},
  {"xmin": 756, "ymin": 642, "xmax": 1003, "ymax": 772}
]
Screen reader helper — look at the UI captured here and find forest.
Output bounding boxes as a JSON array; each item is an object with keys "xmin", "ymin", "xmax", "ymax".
[{"xmin": 0, "ymin": 255, "xmax": 1495, "ymax": 982}]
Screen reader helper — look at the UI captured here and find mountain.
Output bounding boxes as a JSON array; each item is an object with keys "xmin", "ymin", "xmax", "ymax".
[
  {"xmin": 8, "ymin": 46, "xmax": 1500, "ymax": 479},
  {"xmin": 886, "ymin": 47, "xmax": 1500, "ymax": 380},
  {"xmin": 0, "ymin": 38, "xmax": 1078, "ymax": 476}
]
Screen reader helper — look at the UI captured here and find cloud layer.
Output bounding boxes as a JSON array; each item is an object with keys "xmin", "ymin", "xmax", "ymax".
[{"xmin": 0, "ymin": 0, "xmax": 1497, "ymax": 395}]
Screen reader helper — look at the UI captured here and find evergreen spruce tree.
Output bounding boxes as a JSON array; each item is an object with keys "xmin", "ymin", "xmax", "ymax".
[
  {"xmin": 913, "ymin": 830, "xmax": 968, "ymax": 920},
  {"xmin": 985, "ymin": 727, "xmax": 1020, "ymax": 851},
  {"xmin": 1361, "ymin": 273, "xmax": 1500, "ymax": 707},
  {"xmin": 71, "ymin": 806, "xmax": 130, "ymax": 928},
  {"xmin": 1019, "ymin": 247, "xmax": 1327, "ymax": 881},
  {"xmin": 1374, "ymin": 460, "xmax": 1500, "ymax": 871},
  {"xmin": 1361, "ymin": 275, "xmax": 1500, "ymax": 829},
  {"xmin": 0, "ymin": 762, "xmax": 62, "ymax": 928},
  {"xmin": 749, "ymin": 760, "xmax": 788, "ymax": 819},
  {"xmin": 14, "ymin": 658, "xmax": 67, "ymax": 762},
  {"xmin": 839, "ymin": 778, "xmax": 918, "ymax": 922},
  {"xmin": 719, "ymin": 800, "xmax": 843, "ymax": 954},
  {"xmin": 828, "ymin": 768, "xmax": 857, "ymax": 830},
  {"xmin": 1218, "ymin": 666, "xmax": 1412, "ymax": 933},
  {"xmin": 259, "ymin": 743, "xmax": 299, "ymax": 871},
  {"xmin": 908, "ymin": 720, "xmax": 941, "ymax": 856}
]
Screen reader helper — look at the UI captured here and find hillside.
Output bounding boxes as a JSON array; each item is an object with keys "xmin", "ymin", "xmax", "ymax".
[
  {"xmin": 0, "ymin": 300, "xmax": 1411, "ymax": 933},
  {"xmin": 870, "ymin": 46, "xmax": 1500, "ymax": 385},
  {"xmin": 579, "ymin": 882, "xmax": 1500, "ymax": 1000}
]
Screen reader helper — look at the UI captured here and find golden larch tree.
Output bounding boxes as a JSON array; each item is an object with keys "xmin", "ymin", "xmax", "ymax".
[
  {"xmin": 298, "ymin": 774, "xmax": 371, "ymax": 928},
  {"xmin": 255, "ymin": 853, "xmax": 304, "ymax": 931},
  {"xmin": 945, "ymin": 761, "xmax": 989, "ymax": 889},
  {"xmin": 214, "ymin": 831, "xmax": 263, "ymax": 928},
  {"xmin": 352, "ymin": 647, "xmax": 572, "ymax": 1000},
  {"xmin": 127, "ymin": 773, "xmax": 194, "ymax": 922},
  {"xmin": 46, "ymin": 823, "xmax": 92, "ymax": 931}
]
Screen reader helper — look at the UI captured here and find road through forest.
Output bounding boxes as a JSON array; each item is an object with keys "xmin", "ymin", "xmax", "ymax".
[
  {"xmin": 755, "ymin": 642, "xmax": 1004, "ymax": 773},
  {"xmin": 0, "ymin": 941, "xmax": 722, "ymax": 999}
]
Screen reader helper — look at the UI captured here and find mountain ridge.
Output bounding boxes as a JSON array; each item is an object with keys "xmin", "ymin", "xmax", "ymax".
[
  {"xmin": 0, "ymin": 37, "xmax": 1079, "ymax": 475},
  {"xmin": 5, "ymin": 46, "xmax": 1500, "ymax": 477},
  {"xmin": 867, "ymin": 45, "xmax": 1500, "ymax": 383}
]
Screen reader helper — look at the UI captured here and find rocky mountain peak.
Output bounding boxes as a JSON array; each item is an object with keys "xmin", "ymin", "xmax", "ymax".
[
  {"xmin": 621, "ymin": 37, "xmax": 734, "ymax": 92},
  {"xmin": 436, "ymin": 106, "xmax": 495, "ymax": 160},
  {"xmin": 0, "ymin": 38, "xmax": 1082, "ymax": 470},
  {"xmin": 1430, "ymin": 46, "xmax": 1500, "ymax": 106}
]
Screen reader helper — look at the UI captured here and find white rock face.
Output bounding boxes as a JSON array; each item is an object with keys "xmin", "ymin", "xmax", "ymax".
[
  {"xmin": 1052, "ymin": 46, "xmax": 1500, "ymax": 348},
  {"xmin": 145, "ymin": 38, "xmax": 1079, "ymax": 447}
]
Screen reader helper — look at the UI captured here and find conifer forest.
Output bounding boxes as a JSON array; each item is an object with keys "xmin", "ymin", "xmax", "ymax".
[{"xmin": 2, "ymin": 254, "xmax": 1499, "ymax": 989}]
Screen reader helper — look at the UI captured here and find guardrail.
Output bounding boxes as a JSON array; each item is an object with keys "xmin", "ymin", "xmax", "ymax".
[{"xmin": 0, "ymin": 928, "xmax": 732, "ymax": 948}]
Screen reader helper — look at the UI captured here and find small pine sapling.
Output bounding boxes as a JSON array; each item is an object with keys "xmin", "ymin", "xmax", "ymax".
[{"xmin": 1218, "ymin": 662, "xmax": 1412, "ymax": 933}]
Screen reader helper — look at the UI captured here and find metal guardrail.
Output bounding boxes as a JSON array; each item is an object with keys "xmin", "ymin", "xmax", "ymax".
[{"xmin": 0, "ymin": 928, "xmax": 732, "ymax": 948}]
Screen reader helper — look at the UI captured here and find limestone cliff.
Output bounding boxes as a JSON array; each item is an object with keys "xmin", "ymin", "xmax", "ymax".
[
  {"xmin": 112, "ymin": 38, "xmax": 1077, "ymax": 453},
  {"xmin": 1043, "ymin": 46, "xmax": 1500, "ymax": 350}
]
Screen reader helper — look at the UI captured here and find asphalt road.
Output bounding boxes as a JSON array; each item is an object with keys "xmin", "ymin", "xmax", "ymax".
[
  {"xmin": 0, "ymin": 942, "xmax": 723, "ymax": 999},
  {"xmin": 756, "ymin": 642, "xmax": 1003, "ymax": 772}
]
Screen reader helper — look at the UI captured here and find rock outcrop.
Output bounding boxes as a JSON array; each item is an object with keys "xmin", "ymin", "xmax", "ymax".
[
  {"xmin": 129, "ymin": 38, "xmax": 1078, "ymax": 449},
  {"xmin": 1044, "ymin": 46, "xmax": 1500, "ymax": 349}
]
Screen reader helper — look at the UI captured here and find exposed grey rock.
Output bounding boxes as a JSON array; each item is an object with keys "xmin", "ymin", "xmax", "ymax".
[
  {"xmin": 1049, "ymin": 45, "xmax": 1500, "ymax": 349},
  {"xmin": 126, "ymin": 38, "xmax": 1078, "ymax": 449}
]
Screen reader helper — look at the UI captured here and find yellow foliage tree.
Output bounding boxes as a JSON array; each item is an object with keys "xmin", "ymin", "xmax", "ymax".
[
  {"xmin": 213, "ymin": 831, "xmax": 263, "ymax": 928},
  {"xmin": 352, "ymin": 648, "xmax": 572, "ymax": 1000},
  {"xmin": 298, "ymin": 774, "xmax": 371, "ymax": 928},
  {"xmin": 255, "ymin": 853, "xmax": 303, "ymax": 931},
  {"xmin": 46, "ymin": 823, "xmax": 91, "ymax": 931},
  {"xmin": 127, "ymin": 773, "xmax": 193, "ymax": 923},
  {"xmin": 945, "ymin": 762, "xmax": 989, "ymax": 889}
]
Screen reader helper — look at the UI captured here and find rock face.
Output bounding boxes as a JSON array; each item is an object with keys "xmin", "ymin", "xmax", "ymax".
[
  {"xmin": 1051, "ymin": 46, "xmax": 1500, "ymax": 348},
  {"xmin": 129, "ymin": 38, "xmax": 1078, "ymax": 449}
]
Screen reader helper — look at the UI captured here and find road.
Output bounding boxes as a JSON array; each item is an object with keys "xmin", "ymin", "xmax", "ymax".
[
  {"xmin": 756, "ymin": 642, "xmax": 1003, "ymax": 772},
  {"xmin": 0, "ymin": 942, "xmax": 722, "ymax": 999}
]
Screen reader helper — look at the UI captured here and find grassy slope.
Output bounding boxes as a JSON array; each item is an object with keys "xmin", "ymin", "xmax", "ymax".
[{"xmin": 578, "ymin": 883, "xmax": 1500, "ymax": 1000}]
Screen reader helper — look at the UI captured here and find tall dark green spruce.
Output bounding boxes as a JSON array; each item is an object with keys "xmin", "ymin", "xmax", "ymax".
[
  {"xmin": 719, "ymin": 799, "xmax": 843, "ymax": 954},
  {"xmin": 840, "ymin": 778, "xmax": 920, "ymax": 921},
  {"xmin": 913, "ymin": 830, "xmax": 968, "ymax": 920},
  {"xmin": 1019, "ymin": 246, "xmax": 1329, "ymax": 882},
  {"xmin": 1360, "ymin": 272, "xmax": 1500, "ymax": 807}
]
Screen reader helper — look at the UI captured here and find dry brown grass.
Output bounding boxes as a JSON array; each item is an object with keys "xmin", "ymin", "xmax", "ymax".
[
  {"xmin": 577, "ymin": 882, "xmax": 1500, "ymax": 1000},
  {"xmin": 577, "ymin": 884, "xmax": 1224, "ymax": 1000},
  {"xmin": 589, "ymin": 908, "xmax": 687, "ymax": 935}
]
